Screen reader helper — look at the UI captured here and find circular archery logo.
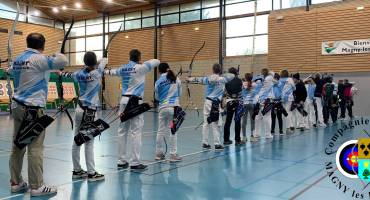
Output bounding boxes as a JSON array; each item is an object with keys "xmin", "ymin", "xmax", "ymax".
[{"xmin": 324, "ymin": 118, "xmax": 370, "ymax": 199}]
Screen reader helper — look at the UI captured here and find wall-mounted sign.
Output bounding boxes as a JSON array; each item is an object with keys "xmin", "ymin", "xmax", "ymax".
[{"xmin": 322, "ymin": 39, "xmax": 370, "ymax": 55}]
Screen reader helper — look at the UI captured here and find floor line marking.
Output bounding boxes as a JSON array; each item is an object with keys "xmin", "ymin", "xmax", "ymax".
[{"xmin": 289, "ymin": 169, "xmax": 336, "ymax": 200}]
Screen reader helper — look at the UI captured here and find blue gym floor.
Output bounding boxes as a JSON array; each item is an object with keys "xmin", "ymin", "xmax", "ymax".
[{"xmin": 0, "ymin": 110, "xmax": 363, "ymax": 200}]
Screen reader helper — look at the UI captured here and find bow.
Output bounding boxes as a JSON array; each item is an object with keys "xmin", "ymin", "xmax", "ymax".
[
  {"xmin": 6, "ymin": 1, "xmax": 20, "ymax": 113},
  {"xmin": 58, "ymin": 18, "xmax": 75, "ymax": 129},
  {"xmin": 184, "ymin": 41, "xmax": 205, "ymax": 115},
  {"xmin": 101, "ymin": 22, "xmax": 123, "ymax": 111}
]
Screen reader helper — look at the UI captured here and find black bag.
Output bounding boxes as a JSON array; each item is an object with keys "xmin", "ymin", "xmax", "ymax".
[
  {"xmin": 14, "ymin": 114, "xmax": 54, "ymax": 149},
  {"xmin": 170, "ymin": 106, "xmax": 186, "ymax": 135},
  {"xmin": 120, "ymin": 103, "xmax": 151, "ymax": 122},
  {"xmin": 207, "ymin": 99, "xmax": 220, "ymax": 124},
  {"xmin": 74, "ymin": 119, "xmax": 110, "ymax": 146}
]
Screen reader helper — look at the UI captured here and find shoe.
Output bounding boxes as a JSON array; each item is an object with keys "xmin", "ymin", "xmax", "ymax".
[
  {"xmin": 130, "ymin": 164, "xmax": 148, "ymax": 170},
  {"xmin": 117, "ymin": 160, "xmax": 129, "ymax": 169},
  {"xmin": 88, "ymin": 172, "xmax": 105, "ymax": 182},
  {"xmin": 265, "ymin": 134, "xmax": 273, "ymax": 139},
  {"xmin": 215, "ymin": 145, "xmax": 224, "ymax": 151},
  {"xmin": 279, "ymin": 131, "xmax": 284, "ymax": 135},
  {"xmin": 290, "ymin": 127, "xmax": 295, "ymax": 131},
  {"xmin": 170, "ymin": 154, "xmax": 182, "ymax": 162},
  {"xmin": 202, "ymin": 143, "xmax": 211, "ymax": 150},
  {"xmin": 298, "ymin": 127, "xmax": 305, "ymax": 131},
  {"xmin": 72, "ymin": 170, "xmax": 88, "ymax": 179},
  {"xmin": 271, "ymin": 131, "xmax": 275, "ymax": 135},
  {"xmin": 250, "ymin": 136, "xmax": 259, "ymax": 142},
  {"xmin": 223, "ymin": 141, "xmax": 233, "ymax": 145},
  {"xmin": 252, "ymin": 134, "xmax": 260, "ymax": 138},
  {"xmin": 313, "ymin": 124, "xmax": 317, "ymax": 128},
  {"xmin": 30, "ymin": 185, "xmax": 57, "ymax": 197},
  {"xmin": 10, "ymin": 181, "xmax": 28, "ymax": 193},
  {"xmin": 155, "ymin": 153, "xmax": 166, "ymax": 161}
]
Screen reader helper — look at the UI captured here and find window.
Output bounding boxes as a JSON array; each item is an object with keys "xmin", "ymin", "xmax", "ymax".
[
  {"xmin": 71, "ymin": 27, "xmax": 85, "ymax": 37},
  {"xmin": 69, "ymin": 52, "xmax": 84, "ymax": 66},
  {"xmin": 109, "ymin": 22, "xmax": 123, "ymax": 32},
  {"xmin": 226, "ymin": 35, "xmax": 268, "ymax": 56},
  {"xmin": 86, "ymin": 36, "xmax": 103, "ymax": 51},
  {"xmin": 282, "ymin": 0, "xmax": 305, "ymax": 9},
  {"xmin": 125, "ymin": 19, "xmax": 141, "ymax": 30},
  {"xmin": 256, "ymin": 14, "xmax": 268, "ymax": 34},
  {"xmin": 161, "ymin": 5, "xmax": 179, "ymax": 15},
  {"xmin": 273, "ymin": 0, "xmax": 281, "ymax": 10},
  {"xmin": 254, "ymin": 35, "xmax": 268, "ymax": 54},
  {"xmin": 142, "ymin": 9, "xmax": 154, "ymax": 17},
  {"xmin": 86, "ymin": 24, "xmax": 103, "ymax": 35},
  {"xmin": 181, "ymin": 2, "xmax": 201, "ymax": 11},
  {"xmin": 161, "ymin": 14, "xmax": 179, "ymax": 25},
  {"xmin": 226, "ymin": 17, "xmax": 254, "ymax": 37},
  {"xmin": 142, "ymin": 17, "xmax": 155, "ymax": 28},
  {"xmin": 257, "ymin": 0, "xmax": 272, "ymax": 12},
  {"xmin": 312, "ymin": 0, "xmax": 341, "ymax": 4},
  {"xmin": 28, "ymin": 16, "xmax": 54, "ymax": 27},
  {"xmin": 86, "ymin": 17, "xmax": 102, "ymax": 25},
  {"xmin": 181, "ymin": 10, "xmax": 200, "ymax": 22},
  {"xmin": 109, "ymin": 14, "xmax": 124, "ymax": 23},
  {"xmin": 202, "ymin": 7, "xmax": 219, "ymax": 19},
  {"xmin": 202, "ymin": 0, "xmax": 219, "ymax": 8},
  {"xmin": 226, "ymin": 1, "xmax": 255, "ymax": 17},
  {"xmin": 126, "ymin": 11, "xmax": 141, "ymax": 20},
  {"xmin": 69, "ymin": 38, "xmax": 85, "ymax": 52}
]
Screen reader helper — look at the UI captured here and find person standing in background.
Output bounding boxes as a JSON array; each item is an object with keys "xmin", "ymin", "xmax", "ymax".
[
  {"xmin": 313, "ymin": 74, "xmax": 326, "ymax": 127},
  {"xmin": 279, "ymin": 69, "xmax": 296, "ymax": 134}
]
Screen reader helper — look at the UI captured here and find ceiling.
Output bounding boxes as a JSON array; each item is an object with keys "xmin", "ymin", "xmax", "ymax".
[{"xmin": 18, "ymin": 0, "xmax": 185, "ymax": 22}]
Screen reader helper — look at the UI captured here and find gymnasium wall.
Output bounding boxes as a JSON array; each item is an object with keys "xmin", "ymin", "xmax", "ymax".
[
  {"xmin": 106, "ymin": 20, "xmax": 268, "ymax": 107},
  {"xmin": 0, "ymin": 18, "xmax": 64, "ymax": 65},
  {"xmin": 268, "ymin": 0, "xmax": 370, "ymax": 72}
]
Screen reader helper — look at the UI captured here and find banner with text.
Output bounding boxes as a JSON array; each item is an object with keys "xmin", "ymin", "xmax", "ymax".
[{"xmin": 322, "ymin": 39, "xmax": 370, "ymax": 55}]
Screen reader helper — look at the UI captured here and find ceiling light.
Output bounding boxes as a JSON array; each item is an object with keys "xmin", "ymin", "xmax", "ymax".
[
  {"xmin": 125, "ymin": 35, "xmax": 129, "ymax": 39},
  {"xmin": 75, "ymin": 2, "xmax": 82, "ymax": 8},
  {"xmin": 194, "ymin": 27, "xmax": 199, "ymax": 31},
  {"xmin": 33, "ymin": 11, "xmax": 40, "ymax": 16},
  {"xmin": 357, "ymin": 6, "xmax": 364, "ymax": 10},
  {"xmin": 52, "ymin": 7, "xmax": 59, "ymax": 13},
  {"xmin": 62, "ymin": 5, "xmax": 67, "ymax": 10},
  {"xmin": 106, "ymin": 0, "xmax": 113, "ymax": 3}
]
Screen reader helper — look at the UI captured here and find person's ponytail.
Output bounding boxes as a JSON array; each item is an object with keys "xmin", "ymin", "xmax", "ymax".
[{"xmin": 167, "ymin": 69, "xmax": 177, "ymax": 83}]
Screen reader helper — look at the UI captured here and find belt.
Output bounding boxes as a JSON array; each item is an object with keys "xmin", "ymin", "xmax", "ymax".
[
  {"xmin": 122, "ymin": 94, "xmax": 143, "ymax": 100},
  {"xmin": 12, "ymin": 98, "xmax": 42, "ymax": 109}
]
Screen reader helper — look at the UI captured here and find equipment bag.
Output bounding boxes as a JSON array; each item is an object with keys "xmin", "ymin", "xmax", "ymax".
[
  {"xmin": 120, "ymin": 103, "xmax": 151, "ymax": 122},
  {"xmin": 74, "ymin": 119, "xmax": 110, "ymax": 146},
  {"xmin": 14, "ymin": 114, "xmax": 54, "ymax": 149},
  {"xmin": 261, "ymin": 99, "xmax": 274, "ymax": 116},
  {"xmin": 207, "ymin": 99, "xmax": 220, "ymax": 124},
  {"xmin": 252, "ymin": 103, "xmax": 260, "ymax": 120},
  {"xmin": 234, "ymin": 101, "xmax": 245, "ymax": 122},
  {"xmin": 170, "ymin": 106, "xmax": 186, "ymax": 135}
]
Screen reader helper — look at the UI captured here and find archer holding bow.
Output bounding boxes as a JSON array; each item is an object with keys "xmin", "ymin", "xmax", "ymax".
[{"xmin": 8, "ymin": 33, "xmax": 68, "ymax": 197}]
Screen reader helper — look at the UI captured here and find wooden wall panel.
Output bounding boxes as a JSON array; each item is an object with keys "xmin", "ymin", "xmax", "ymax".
[
  {"xmin": 268, "ymin": 0, "xmax": 370, "ymax": 73},
  {"xmin": 0, "ymin": 19, "xmax": 64, "ymax": 66}
]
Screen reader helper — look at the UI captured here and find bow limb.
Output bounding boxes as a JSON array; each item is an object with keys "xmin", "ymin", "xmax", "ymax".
[
  {"xmin": 6, "ymin": 1, "xmax": 20, "ymax": 113},
  {"xmin": 57, "ymin": 18, "xmax": 75, "ymax": 129},
  {"xmin": 185, "ymin": 41, "xmax": 205, "ymax": 116}
]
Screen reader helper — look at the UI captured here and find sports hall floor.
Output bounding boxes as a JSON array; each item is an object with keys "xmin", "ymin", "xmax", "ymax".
[{"xmin": 0, "ymin": 110, "xmax": 362, "ymax": 200}]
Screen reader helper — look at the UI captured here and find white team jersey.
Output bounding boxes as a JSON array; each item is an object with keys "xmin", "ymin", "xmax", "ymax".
[
  {"xmin": 194, "ymin": 73, "xmax": 234, "ymax": 101},
  {"xmin": 280, "ymin": 77, "xmax": 296, "ymax": 103},
  {"xmin": 10, "ymin": 48, "xmax": 68, "ymax": 107},
  {"xmin": 72, "ymin": 58, "xmax": 107, "ymax": 109},
  {"xmin": 154, "ymin": 73, "xmax": 182, "ymax": 109},
  {"xmin": 256, "ymin": 74, "xmax": 274, "ymax": 103},
  {"xmin": 107, "ymin": 59, "xmax": 160, "ymax": 98}
]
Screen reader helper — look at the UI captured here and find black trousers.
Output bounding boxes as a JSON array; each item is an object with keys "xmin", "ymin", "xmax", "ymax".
[
  {"xmin": 271, "ymin": 108, "xmax": 283, "ymax": 133},
  {"xmin": 340, "ymin": 99, "xmax": 354, "ymax": 118},
  {"xmin": 323, "ymin": 101, "xmax": 338, "ymax": 124},
  {"xmin": 224, "ymin": 101, "xmax": 241, "ymax": 142}
]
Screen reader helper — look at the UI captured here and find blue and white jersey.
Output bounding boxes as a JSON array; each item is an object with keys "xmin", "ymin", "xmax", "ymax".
[
  {"xmin": 72, "ymin": 58, "xmax": 107, "ymax": 109},
  {"xmin": 154, "ymin": 73, "xmax": 181, "ymax": 108},
  {"xmin": 279, "ymin": 77, "xmax": 295, "ymax": 103},
  {"xmin": 306, "ymin": 83, "xmax": 316, "ymax": 102},
  {"xmin": 256, "ymin": 74, "xmax": 274, "ymax": 103},
  {"xmin": 196, "ymin": 73, "xmax": 234, "ymax": 101},
  {"xmin": 272, "ymin": 80, "xmax": 282, "ymax": 99},
  {"xmin": 107, "ymin": 59, "xmax": 160, "ymax": 98},
  {"xmin": 10, "ymin": 48, "xmax": 68, "ymax": 107},
  {"xmin": 242, "ymin": 82, "xmax": 258, "ymax": 104}
]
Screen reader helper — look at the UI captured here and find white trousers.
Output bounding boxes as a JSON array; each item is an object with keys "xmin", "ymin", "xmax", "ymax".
[
  {"xmin": 202, "ymin": 99, "xmax": 221, "ymax": 145},
  {"xmin": 314, "ymin": 97, "xmax": 325, "ymax": 125},
  {"xmin": 283, "ymin": 101, "xmax": 294, "ymax": 129},
  {"xmin": 156, "ymin": 107, "xmax": 177, "ymax": 155},
  {"xmin": 305, "ymin": 101, "xmax": 316, "ymax": 128},
  {"xmin": 294, "ymin": 104, "xmax": 307, "ymax": 128},
  {"xmin": 255, "ymin": 105, "xmax": 272, "ymax": 137},
  {"xmin": 72, "ymin": 105, "xmax": 96, "ymax": 174},
  {"xmin": 117, "ymin": 97, "xmax": 144, "ymax": 166}
]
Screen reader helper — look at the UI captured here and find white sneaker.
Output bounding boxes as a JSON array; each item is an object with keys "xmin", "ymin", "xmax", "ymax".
[
  {"xmin": 318, "ymin": 123, "xmax": 327, "ymax": 128},
  {"xmin": 265, "ymin": 134, "xmax": 274, "ymax": 139},
  {"xmin": 10, "ymin": 181, "xmax": 28, "ymax": 193},
  {"xmin": 30, "ymin": 185, "xmax": 57, "ymax": 197}
]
